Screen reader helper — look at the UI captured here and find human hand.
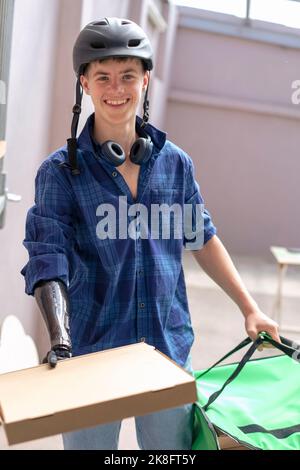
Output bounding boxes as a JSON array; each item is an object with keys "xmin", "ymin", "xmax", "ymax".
[{"xmin": 244, "ymin": 309, "xmax": 280, "ymax": 351}]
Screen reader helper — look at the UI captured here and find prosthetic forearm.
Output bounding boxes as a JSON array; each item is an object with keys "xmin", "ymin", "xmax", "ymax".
[{"xmin": 34, "ymin": 279, "xmax": 72, "ymax": 355}]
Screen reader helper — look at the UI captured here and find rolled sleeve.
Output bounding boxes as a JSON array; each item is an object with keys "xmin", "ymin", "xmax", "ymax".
[
  {"xmin": 21, "ymin": 160, "xmax": 76, "ymax": 295},
  {"xmin": 183, "ymin": 155, "xmax": 217, "ymax": 250}
]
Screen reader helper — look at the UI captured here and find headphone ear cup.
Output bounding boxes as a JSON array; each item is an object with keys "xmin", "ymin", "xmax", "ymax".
[
  {"xmin": 130, "ymin": 137, "xmax": 153, "ymax": 165},
  {"xmin": 101, "ymin": 141, "xmax": 126, "ymax": 167}
]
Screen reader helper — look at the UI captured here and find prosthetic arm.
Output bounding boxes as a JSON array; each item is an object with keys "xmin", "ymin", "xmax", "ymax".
[{"xmin": 34, "ymin": 280, "xmax": 72, "ymax": 367}]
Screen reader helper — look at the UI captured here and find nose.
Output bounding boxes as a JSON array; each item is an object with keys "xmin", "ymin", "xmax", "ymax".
[{"xmin": 108, "ymin": 76, "xmax": 125, "ymax": 94}]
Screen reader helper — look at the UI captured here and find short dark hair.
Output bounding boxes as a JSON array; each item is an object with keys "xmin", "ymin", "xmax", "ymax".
[{"xmin": 82, "ymin": 56, "xmax": 148, "ymax": 76}]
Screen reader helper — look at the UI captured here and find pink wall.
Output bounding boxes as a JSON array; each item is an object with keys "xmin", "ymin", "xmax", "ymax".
[{"xmin": 165, "ymin": 8, "xmax": 300, "ymax": 255}]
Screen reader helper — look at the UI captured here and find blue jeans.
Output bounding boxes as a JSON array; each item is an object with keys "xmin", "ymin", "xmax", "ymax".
[{"xmin": 63, "ymin": 354, "xmax": 195, "ymax": 450}]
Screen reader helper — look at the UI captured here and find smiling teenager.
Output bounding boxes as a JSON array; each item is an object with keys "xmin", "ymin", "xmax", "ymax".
[
  {"xmin": 81, "ymin": 57, "xmax": 149, "ymax": 200},
  {"xmin": 21, "ymin": 17, "xmax": 280, "ymax": 450}
]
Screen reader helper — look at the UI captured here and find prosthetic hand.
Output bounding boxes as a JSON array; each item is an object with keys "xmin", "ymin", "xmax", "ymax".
[{"xmin": 34, "ymin": 279, "xmax": 72, "ymax": 368}]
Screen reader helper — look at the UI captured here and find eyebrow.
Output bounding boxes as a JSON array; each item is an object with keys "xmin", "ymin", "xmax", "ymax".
[{"xmin": 93, "ymin": 68, "xmax": 138, "ymax": 77}]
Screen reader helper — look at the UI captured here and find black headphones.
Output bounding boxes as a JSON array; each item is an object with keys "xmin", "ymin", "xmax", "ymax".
[{"xmin": 100, "ymin": 125, "xmax": 153, "ymax": 167}]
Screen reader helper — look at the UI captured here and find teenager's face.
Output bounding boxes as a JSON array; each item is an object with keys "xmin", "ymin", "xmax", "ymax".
[{"xmin": 80, "ymin": 58, "xmax": 149, "ymax": 125}]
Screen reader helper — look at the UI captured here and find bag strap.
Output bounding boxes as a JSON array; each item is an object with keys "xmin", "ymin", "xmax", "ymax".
[
  {"xmin": 265, "ymin": 333, "xmax": 300, "ymax": 359},
  {"xmin": 202, "ymin": 333, "xmax": 300, "ymax": 411},
  {"xmin": 202, "ymin": 336, "xmax": 263, "ymax": 411},
  {"xmin": 197, "ymin": 337, "xmax": 252, "ymax": 380}
]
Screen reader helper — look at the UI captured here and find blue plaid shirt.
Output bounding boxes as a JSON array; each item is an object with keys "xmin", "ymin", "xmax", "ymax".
[{"xmin": 21, "ymin": 114, "xmax": 216, "ymax": 366}]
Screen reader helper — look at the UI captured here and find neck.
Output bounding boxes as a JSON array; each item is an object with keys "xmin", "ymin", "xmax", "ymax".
[{"xmin": 93, "ymin": 112, "xmax": 138, "ymax": 160}]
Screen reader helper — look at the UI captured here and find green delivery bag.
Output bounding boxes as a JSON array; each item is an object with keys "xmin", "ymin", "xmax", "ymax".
[{"xmin": 192, "ymin": 332, "xmax": 300, "ymax": 450}]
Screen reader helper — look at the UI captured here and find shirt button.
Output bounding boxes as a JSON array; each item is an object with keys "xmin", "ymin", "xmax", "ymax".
[
  {"xmin": 112, "ymin": 171, "xmax": 118, "ymax": 177},
  {"xmin": 138, "ymin": 269, "xmax": 143, "ymax": 275},
  {"xmin": 139, "ymin": 302, "xmax": 145, "ymax": 309},
  {"xmin": 140, "ymin": 337, "xmax": 146, "ymax": 342}
]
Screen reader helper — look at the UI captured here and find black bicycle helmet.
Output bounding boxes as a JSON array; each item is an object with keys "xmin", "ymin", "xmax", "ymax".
[
  {"xmin": 73, "ymin": 17, "xmax": 153, "ymax": 76},
  {"xmin": 61, "ymin": 17, "xmax": 153, "ymax": 175}
]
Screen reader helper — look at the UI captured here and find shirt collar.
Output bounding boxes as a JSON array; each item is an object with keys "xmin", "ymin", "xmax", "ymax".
[{"xmin": 77, "ymin": 113, "xmax": 167, "ymax": 155}]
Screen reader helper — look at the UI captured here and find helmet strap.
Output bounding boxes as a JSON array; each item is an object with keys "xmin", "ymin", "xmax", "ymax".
[
  {"xmin": 63, "ymin": 77, "xmax": 82, "ymax": 175},
  {"xmin": 141, "ymin": 72, "xmax": 151, "ymax": 129}
]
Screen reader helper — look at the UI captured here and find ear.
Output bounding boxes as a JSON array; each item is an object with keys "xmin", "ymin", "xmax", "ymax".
[
  {"xmin": 142, "ymin": 71, "xmax": 150, "ymax": 91},
  {"xmin": 80, "ymin": 75, "xmax": 90, "ymax": 95}
]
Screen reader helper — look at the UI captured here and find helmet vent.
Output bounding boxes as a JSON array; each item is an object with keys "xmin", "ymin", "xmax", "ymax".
[
  {"xmin": 91, "ymin": 42, "xmax": 106, "ymax": 49},
  {"xmin": 93, "ymin": 20, "xmax": 108, "ymax": 26},
  {"xmin": 128, "ymin": 39, "xmax": 141, "ymax": 47},
  {"xmin": 121, "ymin": 20, "xmax": 131, "ymax": 25}
]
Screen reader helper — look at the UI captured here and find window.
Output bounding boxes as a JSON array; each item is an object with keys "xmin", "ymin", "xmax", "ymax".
[
  {"xmin": 174, "ymin": 0, "xmax": 300, "ymax": 30},
  {"xmin": 172, "ymin": 0, "xmax": 247, "ymax": 18},
  {"xmin": 250, "ymin": 0, "xmax": 300, "ymax": 29}
]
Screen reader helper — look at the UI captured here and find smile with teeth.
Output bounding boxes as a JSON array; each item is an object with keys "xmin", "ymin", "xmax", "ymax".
[{"xmin": 104, "ymin": 99, "xmax": 130, "ymax": 107}]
